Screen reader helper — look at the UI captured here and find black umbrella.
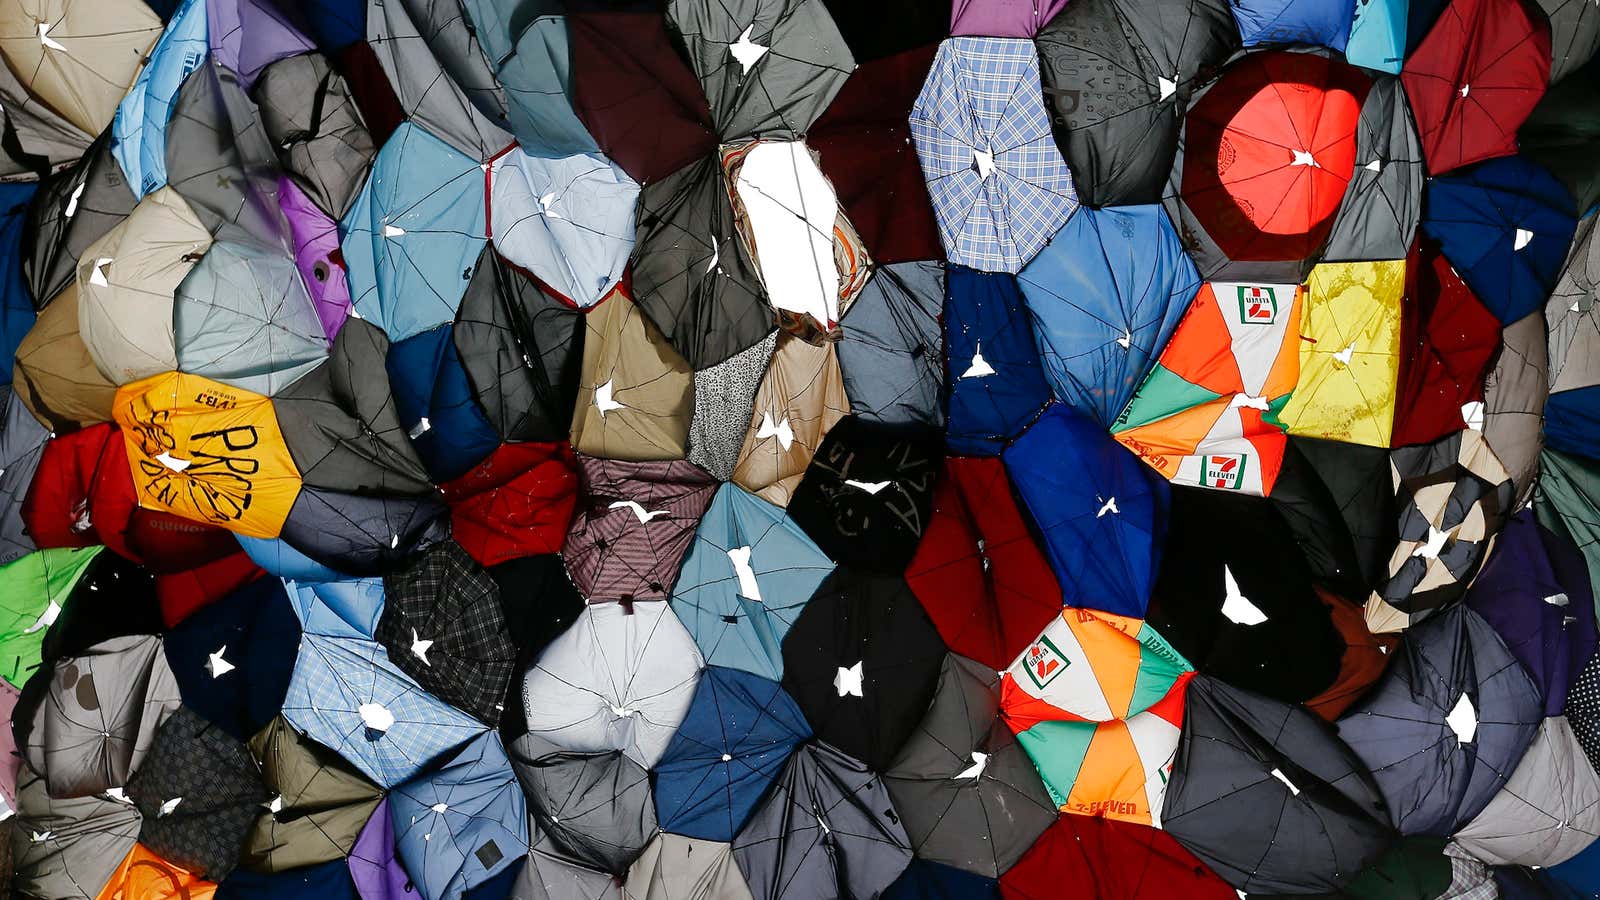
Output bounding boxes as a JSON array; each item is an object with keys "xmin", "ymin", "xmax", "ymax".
[
  {"xmin": 21, "ymin": 133, "xmax": 136, "ymax": 308},
  {"xmin": 511, "ymin": 734, "xmax": 657, "ymax": 875},
  {"xmin": 1270, "ymin": 436, "xmax": 1398, "ymax": 598},
  {"xmin": 364, "ymin": 0, "xmax": 511, "ymax": 160},
  {"xmin": 1322, "ymin": 77, "xmax": 1423, "ymax": 263},
  {"xmin": 278, "ymin": 486, "xmax": 449, "ymax": 578},
  {"xmin": 10, "ymin": 764, "xmax": 141, "ymax": 899},
  {"xmin": 488, "ymin": 554, "xmax": 585, "ymax": 742},
  {"xmin": 251, "ymin": 50, "xmax": 377, "ymax": 218}
]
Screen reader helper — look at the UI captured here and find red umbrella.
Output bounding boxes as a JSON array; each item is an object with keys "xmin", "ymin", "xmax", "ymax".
[
  {"xmin": 1391, "ymin": 237, "xmax": 1501, "ymax": 447},
  {"xmin": 1303, "ymin": 587, "xmax": 1398, "ymax": 722},
  {"xmin": 1000, "ymin": 815, "xmax": 1236, "ymax": 900},
  {"xmin": 1401, "ymin": 0, "xmax": 1551, "ymax": 175},
  {"xmin": 440, "ymin": 441, "xmax": 579, "ymax": 568}
]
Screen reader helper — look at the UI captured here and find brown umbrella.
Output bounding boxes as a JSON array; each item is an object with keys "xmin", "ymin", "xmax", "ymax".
[
  {"xmin": 730, "ymin": 334, "xmax": 849, "ymax": 507},
  {"xmin": 570, "ymin": 289, "xmax": 694, "ymax": 462}
]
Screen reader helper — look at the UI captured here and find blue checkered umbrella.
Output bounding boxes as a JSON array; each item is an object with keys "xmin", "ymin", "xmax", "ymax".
[{"xmin": 909, "ymin": 37, "xmax": 1079, "ymax": 273}]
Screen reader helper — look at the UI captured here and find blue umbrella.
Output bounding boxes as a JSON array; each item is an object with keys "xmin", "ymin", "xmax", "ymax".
[
  {"xmin": 283, "ymin": 577, "xmax": 386, "ymax": 639},
  {"xmin": 237, "ymin": 535, "xmax": 349, "ymax": 582},
  {"xmin": 1231, "ymin": 0, "xmax": 1356, "ymax": 50},
  {"xmin": 386, "ymin": 324, "xmax": 500, "ymax": 483},
  {"xmin": 390, "ymin": 732, "xmax": 528, "ymax": 900},
  {"xmin": 164, "ymin": 576, "xmax": 302, "ymax": 740},
  {"xmin": 0, "ymin": 182, "xmax": 37, "ymax": 371},
  {"xmin": 111, "ymin": 0, "xmax": 208, "ymax": 197},
  {"xmin": 943, "ymin": 266, "xmax": 1051, "ymax": 455},
  {"xmin": 218, "ymin": 859, "xmax": 361, "ymax": 899},
  {"xmin": 1346, "ymin": 0, "xmax": 1408, "ymax": 72}
]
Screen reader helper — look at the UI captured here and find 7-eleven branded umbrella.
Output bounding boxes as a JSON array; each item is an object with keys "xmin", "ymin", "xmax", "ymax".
[
  {"xmin": 111, "ymin": 371, "xmax": 303, "ymax": 540},
  {"xmin": 1111, "ymin": 280, "xmax": 1304, "ymax": 497}
]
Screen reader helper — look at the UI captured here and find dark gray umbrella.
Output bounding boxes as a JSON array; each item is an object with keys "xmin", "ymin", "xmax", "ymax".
[
  {"xmin": 365, "ymin": 0, "xmax": 512, "ymax": 160},
  {"xmin": 22, "ymin": 133, "xmax": 136, "ymax": 309},
  {"xmin": 625, "ymin": 833, "xmax": 753, "ymax": 900},
  {"xmin": 1323, "ymin": 77, "xmax": 1423, "ymax": 263},
  {"xmin": 511, "ymin": 734, "xmax": 657, "ymax": 875},
  {"xmin": 251, "ymin": 51, "xmax": 376, "ymax": 218},
  {"xmin": 512, "ymin": 822, "xmax": 625, "ymax": 900},
  {"xmin": 883, "ymin": 654, "xmax": 1057, "ymax": 878},
  {"xmin": 11, "ymin": 763, "xmax": 140, "ymax": 898},
  {"xmin": 278, "ymin": 486, "xmax": 450, "ymax": 578},
  {"xmin": 836, "ymin": 261, "xmax": 945, "ymax": 429},
  {"xmin": 0, "ymin": 387, "xmax": 47, "ymax": 565},
  {"xmin": 1538, "ymin": 0, "xmax": 1600, "ymax": 82}
]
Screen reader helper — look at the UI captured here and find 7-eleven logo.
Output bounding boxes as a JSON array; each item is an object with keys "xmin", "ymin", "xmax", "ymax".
[
  {"xmin": 1022, "ymin": 635, "xmax": 1070, "ymax": 689},
  {"xmin": 1204, "ymin": 453, "xmax": 1248, "ymax": 490},
  {"xmin": 1236, "ymin": 285, "xmax": 1278, "ymax": 324}
]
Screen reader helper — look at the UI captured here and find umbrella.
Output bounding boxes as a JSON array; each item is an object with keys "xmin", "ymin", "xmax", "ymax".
[
  {"xmin": 250, "ymin": 50, "xmax": 376, "ymax": 219},
  {"xmin": 909, "ymin": 36, "xmax": 1078, "ymax": 273},
  {"xmin": 1368, "ymin": 429, "xmax": 1515, "ymax": 632},
  {"xmin": 1391, "ymin": 236, "xmax": 1501, "ymax": 448},
  {"xmin": 670, "ymin": 483, "xmax": 835, "ymax": 681},
  {"xmin": 943, "ymin": 267, "xmax": 1050, "ymax": 454},
  {"xmin": 75, "ymin": 186, "xmax": 211, "ymax": 385},
  {"xmin": 511, "ymin": 734, "xmax": 655, "ymax": 874},
  {"xmin": 124, "ymin": 705, "xmax": 271, "ymax": 882},
  {"xmin": 1539, "ymin": 0, "xmax": 1600, "ymax": 81},
  {"xmin": 836, "ymin": 261, "xmax": 945, "ymax": 428},
  {"xmin": 508, "ymin": 820, "xmax": 626, "ymax": 900},
  {"xmin": 0, "ymin": 546, "xmax": 101, "ymax": 688},
  {"xmin": 276, "ymin": 485, "xmax": 450, "ymax": 578},
  {"xmin": 1162, "ymin": 676, "xmax": 1394, "ymax": 894},
  {"xmin": 363, "ymin": 0, "xmax": 512, "ymax": 161},
  {"xmin": 385, "ymin": 323, "xmax": 500, "ymax": 482},
  {"xmin": 390, "ymin": 731, "xmax": 528, "ymax": 900},
  {"xmin": 665, "ymin": 0, "xmax": 854, "ymax": 142},
  {"xmin": 1323, "ymin": 78, "xmax": 1423, "ymax": 263},
  {"xmin": 1018, "ymin": 204, "xmax": 1200, "ymax": 428},
  {"xmin": 22, "ymin": 633, "xmax": 182, "ymax": 799},
  {"xmin": 340, "ymin": 121, "xmax": 488, "ymax": 343},
  {"xmin": 1146, "ymin": 487, "xmax": 1348, "ymax": 705},
  {"xmin": 1347, "ymin": 0, "xmax": 1408, "ymax": 72},
  {"xmin": 569, "ymin": 289, "xmax": 695, "ymax": 462},
  {"xmin": 1538, "ymin": 447, "xmax": 1600, "ymax": 612},
  {"xmin": 731, "ymin": 741, "xmax": 913, "ymax": 900},
  {"xmin": 283, "ymin": 577, "xmax": 384, "ymax": 638},
  {"xmin": 243, "ymin": 714, "xmax": 384, "ymax": 873},
  {"xmin": 786, "ymin": 417, "xmax": 941, "ymax": 574},
  {"xmin": 950, "ymin": 0, "xmax": 1069, "ymax": 37},
  {"xmin": 1277, "ymin": 260, "xmax": 1404, "ymax": 448},
  {"xmin": 562, "ymin": 456, "xmax": 719, "ymax": 605},
  {"xmin": 110, "ymin": 371, "xmax": 303, "ymax": 540},
  {"xmin": 0, "ymin": 50, "xmax": 88, "ymax": 181},
  {"xmin": 452, "ymin": 246, "xmax": 586, "ymax": 444},
  {"xmin": 28, "ymin": 549, "xmax": 162, "ymax": 666},
  {"xmin": 1167, "ymin": 48, "xmax": 1370, "ymax": 282},
  {"xmin": 999, "ymin": 815, "xmax": 1236, "ymax": 900},
  {"xmin": 1033, "ymin": 0, "xmax": 1239, "ymax": 206},
  {"xmin": 1549, "ymin": 214, "xmax": 1600, "ymax": 461},
  {"xmin": 1420, "ymin": 154, "xmax": 1577, "ymax": 327},
  {"xmin": 0, "ymin": 183, "xmax": 37, "ymax": 369},
  {"xmin": 521, "ymin": 599, "xmax": 703, "ymax": 769},
  {"xmin": 172, "ymin": 241, "xmax": 328, "ymax": 395},
  {"xmin": 377, "ymin": 540, "xmax": 518, "ymax": 724},
  {"xmin": 347, "ymin": 797, "xmax": 411, "ymax": 900},
  {"xmin": 819, "ymin": 0, "xmax": 948, "ymax": 60},
  {"xmin": 205, "ymin": 0, "xmax": 313, "ymax": 92},
  {"xmin": 904, "ymin": 457, "xmax": 1061, "ymax": 670},
  {"xmin": 11, "ymin": 283, "xmax": 118, "ymax": 433},
  {"xmin": 1229, "ymin": 0, "xmax": 1356, "ymax": 48},
  {"xmin": 1003, "ymin": 404, "xmax": 1169, "ymax": 617},
  {"xmin": 1400, "ymin": 0, "xmax": 1551, "ymax": 175},
  {"xmin": 1452, "ymin": 716, "xmax": 1600, "ymax": 867},
  {"xmin": 440, "ymin": 441, "xmax": 578, "ymax": 568},
  {"xmin": 1466, "ymin": 509, "xmax": 1597, "ymax": 717},
  {"xmin": 885, "ymin": 861, "xmax": 997, "ymax": 900},
  {"xmin": 625, "ymin": 833, "xmax": 754, "ymax": 900},
  {"xmin": 11, "ymin": 763, "xmax": 142, "ymax": 899},
  {"xmin": 163, "ymin": 576, "xmax": 301, "ymax": 741},
  {"xmin": 488, "ymin": 148, "xmax": 637, "ymax": 309},
  {"xmin": 884, "ymin": 654, "xmax": 1057, "ymax": 877},
  {"xmin": 729, "ymin": 334, "xmax": 849, "ymax": 506},
  {"xmin": 0, "ymin": 390, "xmax": 50, "ymax": 564},
  {"xmin": 277, "ymin": 179, "xmax": 354, "ymax": 343},
  {"xmin": 1520, "ymin": 57, "xmax": 1600, "ymax": 210},
  {"xmin": 652, "ymin": 666, "xmax": 812, "ymax": 842},
  {"xmin": 1337, "ymin": 605, "xmax": 1544, "ymax": 835},
  {"xmin": 218, "ymin": 859, "xmax": 361, "ymax": 899},
  {"xmin": 469, "ymin": 6, "xmax": 599, "ymax": 158},
  {"xmin": 22, "ymin": 134, "xmax": 138, "ymax": 311},
  {"xmin": 109, "ymin": 0, "xmax": 208, "ymax": 198},
  {"xmin": 687, "ymin": 332, "xmax": 777, "ymax": 481},
  {"xmin": 0, "ymin": 0, "xmax": 162, "ymax": 138},
  {"xmin": 780, "ymin": 570, "xmax": 948, "ymax": 770},
  {"xmin": 98, "ymin": 843, "xmax": 220, "ymax": 898},
  {"xmin": 1304, "ymin": 588, "xmax": 1401, "ymax": 722},
  {"xmin": 281, "ymin": 632, "xmax": 487, "ymax": 788}
]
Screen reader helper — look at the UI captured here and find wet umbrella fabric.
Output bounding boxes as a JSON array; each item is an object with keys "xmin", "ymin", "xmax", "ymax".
[{"xmin": 250, "ymin": 50, "xmax": 376, "ymax": 219}]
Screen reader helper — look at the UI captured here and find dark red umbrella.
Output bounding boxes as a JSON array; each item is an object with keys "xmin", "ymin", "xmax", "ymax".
[
  {"xmin": 1392, "ymin": 237, "xmax": 1501, "ymax": 447},
  {"xmin": 439, "ymin": 441, "xmax": 579, "ymax": 568},
  {"xmin": 562, "ymin": 455, "xmax": 718, "ymax": 604},
  {"xmin": 1000, "ymin": 815, "xmax": 1236, "ymax": 900}
]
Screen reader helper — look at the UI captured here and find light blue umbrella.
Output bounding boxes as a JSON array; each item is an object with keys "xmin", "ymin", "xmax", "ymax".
[
  {"xmin": 283, "ymin": 578, "xmax": 386, "ymax": 639},
  {"xmin": 390, "ymin": 731, "xmax": 527, "ymax": 900},
  {"xmin": 112, "ymin": 0, "xmax": 209, "ymax": 197},
  {"xmin": 488, "ymin": 149, "xmax": 636, "ymax": 308}
]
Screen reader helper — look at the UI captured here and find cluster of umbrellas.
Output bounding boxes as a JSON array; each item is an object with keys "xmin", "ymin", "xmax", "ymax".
[{"xmin": 0, "ymin": 0, "xmax": 1598, "ymax": 897}]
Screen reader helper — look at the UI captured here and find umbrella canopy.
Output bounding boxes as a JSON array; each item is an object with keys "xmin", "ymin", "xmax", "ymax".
[
  {"xmin": 507, "ymin": 823, "xmax": 627, "ymax": 900},
  {"xmin": 1400, "ymin": 0, "xmax": 1551, "ymax": 175},
  {"xmin": 163, "ymin": 576, "xmax": 300, "ymax": 741},
  {"xmin": 0, "ymin": 52, "xmax": 89, "ymax": 181},
  {"xmin": 1520, "ymin": 56, "xmax": 1600, "ymax": 211},
  {"xmin": 22, "ymin": 135, "xmax": 138, "ymax": 312},
  {"xmin": 1162, "ymin": 676, "xmax": 1394, "ymax": 894},
  {"xmin": 1323, "ymin": 78, "xmax": 1423, "ymax": 263},
  {"xmin": 1018, "ymin": 204, "xmax": 1200, "ymax": 428},
  {"xmin": 780, "ymin": 570, "xmax": 949, "ymax": 770},
  {"xmin": 570, "ymin": 289, "xmax": 695, "ymax": 462},
  {"xmin": 276, "ymin": 485, "xmax": 450, "ymax": 578},
  {"xmin": 511, "ymin": 734, "xmax": 655, "ymax": 875},
  {"xmin": 218, "ymin": 859, "xmax": 361, "ymax": 899},
  {"xmin": 836, "ymin": 261, "xmax": 945, "ymax": 428},
  {"xmin": 488, "ymin": 148, "xmax": 638, "ymax": 309},
  {"xmin": 250, "ymin": 51, "xmax": 375, "ymax": 219},
  {"xmin": 905, "ymin": 457, "xmax": 1061, "ymax": 670},
  {"xmin": 1003, "ymin": 403, "xmax": 1169, "ymax": 617},
  {"xmin": 283, "ymin": 577, "xmax": 384, "ymax": 638},
  {"xmin": 1304, "ymin": 587, "xmax": 1401, "ymax": 722},
  {"xmin": 206, "ymin": 0, "xmax": 313, "ymax": 93},
  {"xmin": 340, "ymin": 121, "xmax": 488, "ymax": 343},
  {"xmin": 440, "ymin": 441, "xmax": 578, "ymax": 568},
  {"xmin": 384, "ymin": 323, "xmax": 500, "ymax": 483},
  {"xmin": 390, "ymin": 731, "xmax": 527, "ymax": 900},
  {"xmin": 11, "ymin": 282, "xmax": 118, "ymax": 434},
  {"xmin": 1368, "ymin": 429, "xmax": 1515, "ymax": 632},
  {"xmin": 0, "ymin": 0, "xmax": 162, "ymax": 139},
  {"xmin": 909, "ymin": 37, "xmax": 1078, "ymax": 273},
  {"xmin": 377, "ymin": 540, "xmax": 518, "ymax": 724},
  {"xmin": 1230, "ymin": 0, "xmax": 1356, "ymax": 48},
  {"xmin": 1033, "ymin": 0, "xmax": 1239, "ymax": 207},
  {"xmin": 1347, "ymin": 0, "xmax": 1408, "ymax": 72},
  {"xmin": 687, "ymin": 332, "xmax": 776, "ymax": 481},
  {"xmin": 347, "ymin": 796, "xmax": 410, "ymax": 900},
  {"xmin": 562, "ymin": 456, "xmax": 719, "ymax": 605},
  {"xmin": 1452, "ymin": 715, "xmax": 1600, "ymax": 867},
  {"xmin": 1167, "ymin": 48, "xmax": 1370, "ymax": 282},
  {"xmin": 109, "ymin": 0, "xmax": 208, "ymax": 199},
  {"xmin": 999, "ymin": 815, "xmax": 1236, "ymax": 900},
  {"xmin": 1420, "ymin": 154, "xmax": 1577, "ymax": 327},
  {"xmin": 884, "ymin": 654, "xmax": 1057, "ymax": 877},
  {"xmin": 0, "ymin": 545, "xmax": 101, "ymax": 688},
  {"xmin": 786, "ymin": 417, "xmax": 940, "ymax": 574},
  {"xmin": 1337, "ymin": 605, "xmax": 1544, "ymax": 835},
  {"xmin": 1548, "ymin": 213, "xmax": 1600, "ymax": 461},
  {"xmin": 949, "ymin": 0, "xmax": 1069, "ymax": 37},
  {"xmin": 124, "ymin": 705, "xmax": 271, "ymax": 882},
  {"xmin": 11, "ymin": 765, "xmax": 141, "ymax": 900},
  {"xmin": 0, "ymin": 389, "xmax": 48, "ymax": 565},
  {"xmin": 282, "ymin": 632, "xmax": 487, "ymax": 788},
  {"xmin": 1391, "ymin": 236, "xmax": 1501, "ymax": 448},
  {"xmin": 22, "ymin": 633, "xmax": 181, "ymax": 799},
  {"xmin": 521, "ymin": 599, "xmax": 703, "ymax": 769},
  {"xmin": 98, "ymin": 842, "xmax": 220, "ymax": 899},
  {"xmin": 276, "ymin": 179, "xmax": 353, "ymax": 344},
  {"xmin": 1540, "ymin": 0, "xmax": 1600, "ymax": 81},
  {"xmin": 244, "ymin": 714, "xmax": 384, "ymax": 873},
  {"xmin": 730, "ymin": 334, "xmax": 849, "ymax": 506},
  {"xmin": 625, "ymin": 833, "xmax": 754, "ymax": 900},
  {"xmin": 653, "ymin": 666, "xmax": 811, "ymax": 843},
  {"xmin": 943, "ymin": 267, "xmax": 1051, "ymax": 454},
  {"xmin": 670, "ymin": 483, "xmax": 834, "ymax": 681},
  {"xmin": 731, "ymin": 741, "xmax": 913, "ymax": 900},
  {"xmin": 473, "ymin": 8, "xmax": 599, "ymax": 159},
  {"xmin": 665, "ymin": 0, "xmax": 854, "ymax": 142}
]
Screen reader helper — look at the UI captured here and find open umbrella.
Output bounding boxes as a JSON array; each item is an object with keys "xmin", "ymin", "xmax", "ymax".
[
  {"xmin": 944, "ymin": 267, "xmax": 1051, "ymax": 454},
  {"xmin": 276, "ymin": 179, "xmax": 353, "ymax": 343},
  {"xmin": 1323, "ymin": 78, "xmax": 1423, "ymax": 264},
  {"xmin": 625, "ymin": 833, "xmax": 754, "ymax": 900},
  {"xmin": 999, "ymin": 815, "xmax": 1236, "ymax": 900},
  {"xmin": 562, "ymin": 456, "xmax": 719, "ymax": 605},
  {"xmin": 163, "ymin": 576, "xmax": 300, "ymax": 741},
  {"xmin": 11, "ymin": 763, "xmax": 141, "ymax": 899},
  {"xmin": 22, "ymin": 134, "xmax": 137, "ymax": 311},
  {"xmin": 1452, "ymin": 716, "xmax": 1600, "ymax": 867},
  {"xmin": 687, "ymin": 333, "xmax": 776, "ymax": 481},
  {"xmin": 950, "ymin": 0, "xmax": 1070, "ymax": 37},
  {"xmin": 511, "ymin": 733, "xmax": 655, "ymax": 875},
  {"xmin": 730, "ymin": 335, "xmax": 849, "ymax": 506},
  {"xmin": 11, "ymin": 283, "xmax": 118, "ymax": 433},
  {"xmin": 440, "ymin": 441, "xmax": 578, "ymax": 568},
  {"xmin": 1520, "ymin": 57, "xmax": 1600, "ymax": 210},
  {"xmin": 109, "ymin": 0, "xmax": 208, "ymax": 199},
  {"xmin": 570, "ymin": 289, "xmax": 695, "ymax": 462},
  {"xmin": 0, "ymin": 0, "xmax": 162, "ymax": 139},
  {"xmin": 244, "ymin": 714, "xmax": 384, "ymax": 873},
  {"xmin": 0, "ymin": 546, "xmax": 101, "ymax": 688},
  {"xmin": 1391, "ymin": 236, "xmax": 1501, "ymax": 448},
  {"xmin": 1229, "ymin": 0, "xmax": 1356, "ymax": 48},
  {"xmin": 250, "ymin": 50, "xmax": 375, "ymax": 219},
  {"xmin": 836, "ymin": 262, "xmax": 944, "ymax": 428},
  {"xmin": 347, "ymin": 797, "xmax": 410, "ymax": 900},
  {"xmin": 385, "ymin": 323, "xmax": 500, "ymax": 483},
  {"xmin": 0, "ymin": 392, "xmax": 50, "ymax": 564},
  {"xmin": 390, "ymin": 731, "xmax": 527, "ymax": 900},
  {"xmin": 1549, "ymin": 213, "xmax": 1600, "ymax": 461}
]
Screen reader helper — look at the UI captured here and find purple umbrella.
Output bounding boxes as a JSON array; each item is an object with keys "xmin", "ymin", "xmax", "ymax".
[
  {"xmin": 949, "ymin": 0, "xmax": 1072, "ymax": 37},
  {"xmin": 207, "ymin": 0, "xmax": 314, "ymax": 89},
  {"xmin": 348, "ymin": 796, "xmax": 412, "ymax": 900},
  {"xmin": 280, "ymin": 177, "xmax": 353, "ymax": 344}
]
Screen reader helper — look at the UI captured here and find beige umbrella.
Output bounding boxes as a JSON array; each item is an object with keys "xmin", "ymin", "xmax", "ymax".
[
  {"xmin": 731, "ymin": 333, "xmax": 848, "ymax": 506},
  {"xmin": 0, "ymin": 0, "xmax": 162, "ymax": 135},
  {"xmin": 12, "ymin": 282, "xmax": 117, "ymax": 432},
  {"xmin": 571, "ymin": 288, "xmax": 694, "ymax": 462}
]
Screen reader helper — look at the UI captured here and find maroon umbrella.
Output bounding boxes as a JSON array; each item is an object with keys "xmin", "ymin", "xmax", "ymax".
[{"xmin": 563, "ymin": 456, "xmax": 720, "ymax": 605}]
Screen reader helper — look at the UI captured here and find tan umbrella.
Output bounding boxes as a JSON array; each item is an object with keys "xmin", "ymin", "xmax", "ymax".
[
  {"xmin": 730, "ymin": 334, "xmax": 848, "ymax": 506},
  {"xmin": 0, "ymin": 0, "xmax": 162, "ymax": 135},
  {"xmin": 571, "ymin": 288, "xmax": 694, "ymax": 462},
  {"xmin": 76, "ymin": 186, "xmax": 211, "ymax": 385},
  {"xmin": 11, "ymin": 282, "xmax": 117, "ymax": 432}
]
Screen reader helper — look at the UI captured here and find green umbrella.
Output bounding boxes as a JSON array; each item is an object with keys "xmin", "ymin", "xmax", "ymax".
[{"xmin": 0, "ymin": 546, "xmax": 103, "ymax": 687}]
